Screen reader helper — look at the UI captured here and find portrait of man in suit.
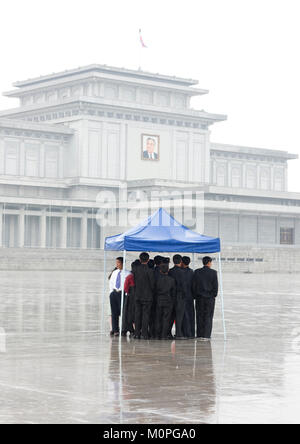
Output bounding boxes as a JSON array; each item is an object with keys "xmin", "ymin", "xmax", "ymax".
[{"xmin": 141, "ymin": 134, "xmax": 160, "ymax": 161}]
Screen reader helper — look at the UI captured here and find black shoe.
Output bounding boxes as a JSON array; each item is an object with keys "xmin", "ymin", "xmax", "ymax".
[
  {"xmin": 133, "ymin": 335, "xmax": 140, "ymax": 340},
  {"xmin": 110, "ymin": 331, "xmax": 114, "ymax": 337},
  {"xmin": 121, "ymin": 331, "xmax": 127, "ymax": 337},
  {"xmin": 176, "ymin": 336, "xmax": 187, "ymax": 340},
  {"xmin": 114, "ymin": 332, "xmax": 120, "ymax": 337}
]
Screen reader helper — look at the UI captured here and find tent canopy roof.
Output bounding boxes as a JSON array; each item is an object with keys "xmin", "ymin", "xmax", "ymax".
[{"xmin": 104, "ymin": 208, "xmax": 221, "ymax": 253}]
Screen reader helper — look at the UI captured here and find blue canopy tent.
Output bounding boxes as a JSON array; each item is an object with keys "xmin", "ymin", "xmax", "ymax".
[{"xmin": 102, "ymin": 208, "xmax": 226, "ymax": 340}]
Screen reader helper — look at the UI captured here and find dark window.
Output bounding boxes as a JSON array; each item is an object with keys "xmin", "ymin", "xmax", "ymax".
[{"xmin": 280, "ymin": 228, "xmax": 294, "ymax": 245}]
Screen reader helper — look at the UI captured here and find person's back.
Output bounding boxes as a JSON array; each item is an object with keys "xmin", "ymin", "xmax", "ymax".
[
  {"xmin": 192, "ymin": 257, "xmax": 218, "ymax": 340},
  {"xmin": 169, "ymin": 266, "xmax": 187, "ymax": 298},
  {"xmin": 181, "ymin": 256, "xmax": 195, "ymax": 338},
  {"xmin": 168, "ymin": 255, "xmax": 188, "ymax": 339},
  {"xmin": 156, "ymin": 273, "xmax": 176, "ymax": 305},
  {"xmin": 134, "ymin": 263, "xmax": 155, "ymax": 301},
  {"xmin": 192, "ymin": 266, "xmax": 218, "ymax": 299},
  {"xmin": 134, "ymin": 252, "xmax": 155, "ymax": 339},
  {"xmin": 183, "ymin": 267, "xmax": 194, "ymax": 298},
  {"xmin": 155, "ymin": 265, "xmax": 176, "ymax": 339}
]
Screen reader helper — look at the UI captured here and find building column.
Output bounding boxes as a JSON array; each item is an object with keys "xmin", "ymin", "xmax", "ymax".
[
  {"xmin": 242, "ymin": 164, "xmax": 247, "ymax": 188},
  {"xmin": 0, "ymin": 204, "xmax": 3, "ymax": 248},
  {"xmin": 59, "ymin": 144, "xmax": 64, "ymax": 178},
  {"xmin": 60, "ymin": 210, "xmax": 67, "ymax": 248},
  {"xmin": 40, "ymin": 208, "xmax": 47, "ymax": 248},
  {"xmin": 81, "ymin": 210, "xmax": 88, "ymax": 249},
  {"xmin": 20, "ymin": 139, "xmax": 25, "ymax": 176},
  {"xmin": 212, "ymin": 159, "xmax": 217, "ymax": 185},
  {"xmin": 227, "ymin": 161, "xmax": 232, "ymax": 188},
  {"xmin": 19, "ymin": 206, "xmax": 25, "ymax": 248},
  {"xmin": 40, "ymin": 142, "xmax": 45, "ymax": 178},
  {"xmin": 257, "ymin": 162, "xmax": 261, "ymax": 190},
  {"xmin": 120, "ymin": 123, "xmax": 127, "ymax": 181},
  {"xmin": 0, "ymin": 138, "xmax": 4, "ymax": 175},
  {"xmin": 271, "ymin": 165, "xmax": 275, "ymax": 191}
]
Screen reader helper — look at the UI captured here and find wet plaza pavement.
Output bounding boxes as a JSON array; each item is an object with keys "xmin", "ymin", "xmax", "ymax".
[{"xmin": 1, "ymin": 270, "xmax": 300, "ymax": 424}]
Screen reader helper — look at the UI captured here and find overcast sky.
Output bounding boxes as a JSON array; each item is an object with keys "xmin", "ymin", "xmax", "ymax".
[{"xmin": 1, "ymin": 0, "xmax": 299, "ymax": 190}]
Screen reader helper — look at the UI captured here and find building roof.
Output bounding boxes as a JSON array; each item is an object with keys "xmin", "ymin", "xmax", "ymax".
[
  {"xmin": 3, "ymin": 64, "xmax": 208, "ymax": 99},
  {"xmin": 11, "ymin": 64, "xmax": 200, "ymax": 88},
  {"xmin": 0, "ymin": 117, "xmax": 74, "ymax": 135},
  {"xmin": 211, "ymin": 142, "xmax": 298, "ymax": 160}
]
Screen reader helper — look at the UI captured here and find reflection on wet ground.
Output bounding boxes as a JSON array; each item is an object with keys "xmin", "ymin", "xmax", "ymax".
[{"xmin": 1, "ymin": 271, "xmax": 300, "ymax": 423}]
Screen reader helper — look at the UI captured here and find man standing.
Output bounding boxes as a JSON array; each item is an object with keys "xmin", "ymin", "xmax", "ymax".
[
  {"xmin": 155, "ymin": 264, "xmax": 176, "ymax": 340},
  {"xmin": 134, "ymin": 252, "xmax": 155, "ymax": 339},
  {"xmin": 109, "ymin": 257, "xmax": 131, "ymax": 337},
  {"xmin": 169, "ymin": 254, "xmax": 188, "ymax": 339},
  {"xmin": 192, "ymin": 257, "xmax": 218, "ymax": 340},
  {"xmin": 181, "ymin": 256, "xmax": 195, "ymax": 339}
]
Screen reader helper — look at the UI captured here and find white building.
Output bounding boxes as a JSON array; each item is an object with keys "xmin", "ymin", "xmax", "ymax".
[{"xmin": 0, "ymin": 64, "xmax": 299, "ymax": 251}]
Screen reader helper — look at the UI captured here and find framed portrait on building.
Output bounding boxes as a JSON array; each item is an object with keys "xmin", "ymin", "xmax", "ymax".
[{"xmin": 141, "ymin": 134, "xmax": 160, "ymax": 161}]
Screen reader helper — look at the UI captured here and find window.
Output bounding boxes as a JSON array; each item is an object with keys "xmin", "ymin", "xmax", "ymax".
[{"xmin": 280, "ymin": 228, "xmax": 294, "ymax": 245}]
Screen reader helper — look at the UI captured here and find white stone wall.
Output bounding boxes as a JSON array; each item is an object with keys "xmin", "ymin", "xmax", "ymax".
[
  {"xmin": 211, "ymin": 151, "xmax": 287, "ymax": 192},
  {"xmin": 70, "ymin": 117, "xmax": 209, "ymax": 183},
  {"xmin": 0, "ymin": 132, "xmax": 66, "ymax": 180},
  {"xmin": 204, "ymin": 212, "xmax": 300, "ymax": 246}
]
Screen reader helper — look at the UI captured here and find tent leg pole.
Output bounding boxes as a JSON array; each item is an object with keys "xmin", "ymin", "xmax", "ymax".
[
  {"xmin": 119, "ymin": 250, "xmax": 126, "ymax": 343},
  {"xmin": 101, "ymin": 249, "xmax": 107, "ymax": 334},
  {"xmin": 218, "ymin": 252, "xmax": 227, "ymax": 341}
]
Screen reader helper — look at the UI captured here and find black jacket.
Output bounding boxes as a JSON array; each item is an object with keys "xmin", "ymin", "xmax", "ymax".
[
  {"xmin": 169, "ymin": 266, "xmax": 188, "ymax": 300},
  {"xmin": 134, "ymin": 264, "xmax": 155, "ymax": 301},
  {"xmin": 156, "ymin": 274, "xmax": 176, "ymax": 305},
  {"xmin": 182, "ymin": 267, "xmax": 194, "ymax": 300},
  {"xmin": 192, "ymin": 266, "xmax": 218, "ymax": 299}
]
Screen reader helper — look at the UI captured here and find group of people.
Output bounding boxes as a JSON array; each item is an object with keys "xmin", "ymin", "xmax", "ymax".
[{"xmin": 109, "ymin": 253, "xmax": 218, "ymax": 341}]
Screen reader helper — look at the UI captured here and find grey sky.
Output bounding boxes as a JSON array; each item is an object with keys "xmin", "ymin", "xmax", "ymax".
[{"xmin": 1, "ymin": 0, "xmax": 299, "ymax": 190}]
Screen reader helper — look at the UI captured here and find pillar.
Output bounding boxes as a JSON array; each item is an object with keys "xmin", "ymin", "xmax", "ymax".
[
  {"xmin": 19, "ymin": 206, "xmax": 25, "ymax": 248},
  {"xmin": 0, "ymin": 204, "xmax": 3, "ymax": 248},
  {"xmin": 81, "ymin": 210, "xmax": 88, "ymax": 249},
  {"xmin": 61, "ymin": 210, "xmax": 67, "ymax": 248},
  {"xmin": 40, "ymin": 208, "xmax": 47, "ymax": 248}
]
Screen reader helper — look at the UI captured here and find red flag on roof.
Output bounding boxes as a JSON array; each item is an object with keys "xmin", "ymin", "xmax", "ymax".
[{"xmin": 139, "ymin": 29, "xmax": 147, "ymax": 48}]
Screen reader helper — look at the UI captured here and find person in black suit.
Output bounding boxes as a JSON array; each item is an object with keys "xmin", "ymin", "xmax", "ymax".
[
  {"xmin": 169, "ymin": 254, "xmax": 188, "ymax": 339},
  {"xmin": 181, "ymin": 256, "xmax": 195, "ymax": 339},
  {"xmin": 155, "ymin": 264, "xmax": 176, "ymax": 340},
  {"xmin": 192, "ymin": 257, "xmax": 218, "ymax": 340},
  {"xmin": 134, "ymin": 252, "xmax": 155, "ymax": 339},
  {"xmin": 143, "ymin": 137, "xmax": 158, "ymax": 160}
]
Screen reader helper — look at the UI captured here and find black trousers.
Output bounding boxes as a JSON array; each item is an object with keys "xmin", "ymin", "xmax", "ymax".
[
  {"xmin": 183, "ymin": 298, "xmax": 195, "ymax": 338},
  {"xmin": 196, "ymin": 297, "xmax": 216, "ymax": 339},
  {"xmin": 167, "ymin": 302, "xmax": 176, "ymax": 337},
  {"xmin": 175, "ymin": 297, "xmax": 186, "ymax": 338},
  {"xmin": 110, "ymin": 291, "xmax": 121, "ymax": 333},
  {"xmin": 149, "ymin": 296, "xmax": 157, "ymax": 338},
  {"xmin": 135, "ymin": 299, "xmax": 152, "ymax": 338},
  {"xmin": 121, "ymin": 293, "xmax": 135, "ymax": 334},
  {"xmin": 155, "ymin": 302, "xmax": 173, "ymax": 339}
]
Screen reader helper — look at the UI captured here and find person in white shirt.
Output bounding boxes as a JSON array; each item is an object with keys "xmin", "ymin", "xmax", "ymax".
[{"xmin": 109, "ymin": 257, "xmax": 131, "ymax": 337}]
